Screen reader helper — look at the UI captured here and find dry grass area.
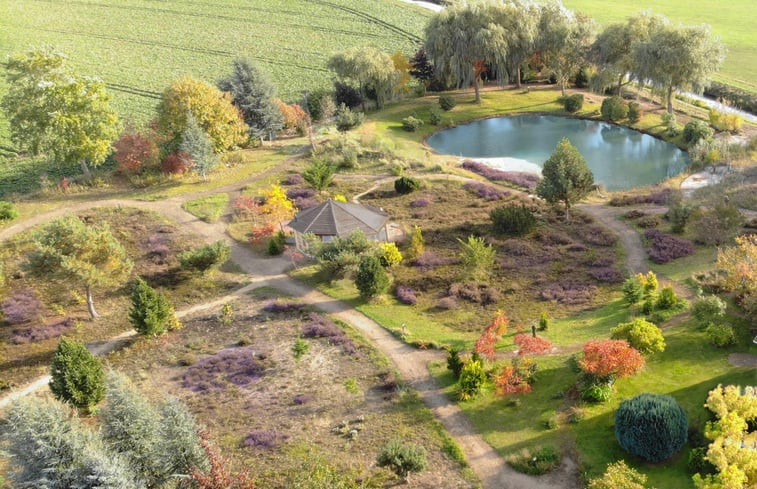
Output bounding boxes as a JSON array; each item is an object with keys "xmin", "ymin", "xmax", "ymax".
[
  {"xmin": 359, "ymin": 180, "xmax": 622, "ymax": 331},
  {"xmin": 0, "ymin": 207, "xmax": 245, "ymax": 389},
  {"xmin": 106, "ymin": 289, "xmax": 474, "ymax": 488}
]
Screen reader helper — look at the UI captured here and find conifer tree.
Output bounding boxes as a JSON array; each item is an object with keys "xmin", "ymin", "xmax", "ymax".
[
  {"xmin": 50, "ymin": 337, "xmax": 106, "ymax": 411},
  {"xmin": 129, "ymin": 276, "xmax": 177, "ymax": 336},
  {"xmin": 181, "ymin": 112, "xmax": 218, "ymax": 179}
]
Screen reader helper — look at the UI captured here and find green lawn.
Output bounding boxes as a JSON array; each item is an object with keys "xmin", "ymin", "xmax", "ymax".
[
  {"xmin": 562, "ymin": 0, "xmax": 757, "ymax": 93},
  {"xmin": 182, "ymin": 193, "xmax": 229, "ymax": 223},
  {"xmin": 0, "ymin": 0, "xmax": 430, "ymax": 147},
  {"xmin": 432, "ymin": 316, "xmax": 755, "ymax": 489}
]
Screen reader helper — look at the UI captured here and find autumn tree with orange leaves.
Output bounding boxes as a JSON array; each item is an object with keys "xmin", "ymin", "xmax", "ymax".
[
  {"xmin": 579, "ymin": 339, "xmax": 644, "ymax": 381},
  {"xmin": 187, "ymin": 431, "xmax": 255, "ymax": 489}
]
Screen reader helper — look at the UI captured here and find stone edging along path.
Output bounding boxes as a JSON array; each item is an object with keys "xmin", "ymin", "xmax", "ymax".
[{"xmin": 0, "ymin": 191, "xmax": 579, "ymax": 489}]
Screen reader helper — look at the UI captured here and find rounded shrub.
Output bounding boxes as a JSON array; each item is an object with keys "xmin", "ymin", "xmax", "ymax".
[
  {"xmin": 692, "ymin": 295, "xmax": 726, "ymax": 325},
  {"xmin": 401, "ymin": 116, "xmax": 424, "ymax": 132},
  {"xmin": 655, "ymin": 286, "xmax": 679, "ymax": 310},
  {"xmin": 178, "ymin": 240, "xmax": 230, "ymax": 273},
  {"xmin": 683, "ymin": 120, "xmax": 714, "ymax": 145},
  {"xmin": 611, "ymin": 318, "xmax": 666, "ymax": 355},
  {"xmin": 490, "ymin": 204, "xmax": 536, "ymax": 236},
  {"xmin": 615, "ymin": 393, "xmax": 688, "ymax": 462},
  {"xmin": 429, "ymin": 110, "xmax": 442, "ymax": 126},
  {"xmin": 580, "ymin": 380, "xmax": 613, "ymax": 403},
  {"xmin": 439, "ymin": 95, "xmax": 456, "ymax": 111},
  {"xmin": 377, "ymin": 439, "xmax": 427, "ymax": 480},
  {"xmin": 129, "ymin": 277, "xmax": 178, "ymax": 336},
  {"xmin": 458, "ymin": 357, "xmax": 486, "ymax": 400},
  {"xmin": 394, "ymin": 176, "xmax": 421, "ymax": 195},
  {"xmin": 600, "ymin": 96, "xmax": 628, "ymax": 121},
  {"xmin": 559, "ymin": 94, "xmax": 584, "ymax": 113},
  {"xmin": 705, "ymin": 323, "xmax": 736, "ymax": 347},
  {"xmin": 0, "ymin": 201, "xmax": 19, "ymax": 221},
  {"xmin": 627, "ymin": 102, "xmax": 642, "ymax": 123}
]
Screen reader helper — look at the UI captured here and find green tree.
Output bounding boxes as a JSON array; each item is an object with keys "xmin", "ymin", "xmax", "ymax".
[
  {"xmin": 634, "ymin": 22, "xmax": 726, "ymax": 113},
  {"xmin": 407, "ymin": 226, "xmax": 425, "ymax": 260},
  {"xmin": 303, "ymin": 159, "xmax": 336, "ymax": 191},
  {"xmin": 692, "ymin": 295, "xmax": 727, "ymax": 324},
  {"xmin": 538, "ymin": 4, "xmax": 596, "ymax": 96},
  {"xmin": 425, "ymin": 2, "xmax": 508, "ymax": 103},
  {"xmin": 129, "ymin": 277, "xmax": 177, "ymax": 337},
  {"xmin": 355, "ymin": 254, "xmax": 390, "ymax": 299},
  {"xmin": 50, "ymin": 337, "xmax": 106, "ymax": 411},
  {"xmin": 536, "ymin": 138, "xmax": 594, "ymax": 221},
  {"xmin": 157, "ymin": 397, "xmax": 209, "ymax": 479},
  {"xmin": 327, "ymin": 47, "xmax": 399, "ymax": 109},
  {"xmin": 1, "ymin": 47, "xmax": 119, "ymax": 178},
  {"xmin": 495, "ymin": 0, "xmax": 540, "ymax": 88},
  {"xmin": 4, "ymin": 398, "xmax": 139, "ymax": 489},
  {"xmin": 157, "ymin": 76, "xmax": 249, "ymax": 152},
  {"xmin": 218, "ymin": 58, "xmax": 283, "ymax": 141},
  {"xmin": 178, "ymin": 241, "xmax": 231, "ymax": 273},
  {"xmin": 180, "ymin": 112, "xmax": 218, "ymax": 179},
  {"xmin": 615, "ymin": 393, "xmax": 688, "ymax": 463},
  {"xmin": 377, "ymin": 439, "xmax": 427, "ymax": 481},
  {"xmin": 622, "ymin": 276, "xmax": 644, "ymax": 305},
  {"xmin": 458, "ymin": 235, "xmax": 496, "ymax": 281},
  {"xmin": 26, "ymin": 215, "xmax": 133, "ymax": 319}
]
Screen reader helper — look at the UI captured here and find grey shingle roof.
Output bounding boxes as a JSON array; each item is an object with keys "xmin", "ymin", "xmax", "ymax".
[{"xmin": 289, "ymin": 200, "xmax": 389, "ymax": 236}]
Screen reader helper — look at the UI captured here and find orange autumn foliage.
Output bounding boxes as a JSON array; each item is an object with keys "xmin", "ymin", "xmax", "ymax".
[
  {"xmin": 580, "ymin": 339, "xmax": 644, "ymax": 380},
  {"xmin": 514, "ymin": 334, "xmax": 553, "ymax": 356},
  {"xmin": 474, "ymin": 310, "xmax": 509, "ymax": 361},
  {"xmin": 495, "ymin": 364, "xmax": 532, "ymax": 396}
]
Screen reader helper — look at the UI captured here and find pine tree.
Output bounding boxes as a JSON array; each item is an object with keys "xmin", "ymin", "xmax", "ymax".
[
  {"xmin": 50, "ymin": 337, "xmax": 106, "ymax": 411},
  {"xmin": 181, "ymin": 112, "xmax": 218, "ymax": 179},
  {"xmin": 218, "ymin": 58, "xmax": 284, "ymax": 141},
  {"xmin": 129, "ymin": 277, "xmax": 176, "ymax": 336},
  {"xmin": 536, "ymin": 138, "xmax": 595, "ymax": 222},
  {"xmin": 355, "ymin": 254, "xmax": 390, "ymax": 299}
]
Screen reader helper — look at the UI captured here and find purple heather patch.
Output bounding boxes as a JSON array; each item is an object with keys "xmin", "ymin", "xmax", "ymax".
[
  {"xmin": 181, "ymin": 347, "xmax": 266, "ymax": 393},
  {"xmin": 609, "ymin": 188, "xmax": 672, "ymax": 206},
  {"xmin": 540, "ymin": 281, "xmax": 598, "ymax": 305},
  {"xmin": 10, "ymin": 318, "xmax": 75, "ymax": 344},
  {"xmin": 283, "ymin": 174, "xmax": 305, "ymax": 186},
  {"xmin": 463, "ymin": 181, "xmax": 510, "ymax": 200},
  {"xmin": 589, "ymin": 267, "xmax": 624, "ymax": 283},
  {"xmin": 412, "ymin": 251, "xmax": 458, "ymax": 270},
  {"xmin": 2, "ymin": 288, "xmax": 44, "ymax": 325},
  {"xmin": 293, "ymin": 196, "xmax": 319, "ymax": 210},
  {"xmin": 293, "ymin": 394, "xmax": 312, "ymax": 405},
  {"xmin": 262, "ymin": 300, "xmax": 307, "ymax": 314},
  {"xmin": 286, "ymin": 187, "xmax": 316, "ymax": 199},
  {"xmin": 243, "ymin": 430, "xmax": 289, "ymax": 450},
  {"xmin": 461, "ymin": 160, "xmax": 540, "ymax": 189},
  {"xmin": 410, "ymin": 197, "xmax": 430, "ymax": 208},
  {"xmin": 644, "ymin": 229, "xmax": 695, "ymax": 264},
  {"xmin": 301, "ymin": 313, "xmax": 357, "ymax": 355},
  {"xmin": 395, "ymin": 286, "xmax": 418, "ymax": 305}
]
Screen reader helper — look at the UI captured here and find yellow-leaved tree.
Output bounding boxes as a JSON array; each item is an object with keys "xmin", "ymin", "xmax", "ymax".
[{"xmin": 157, "ymin": 76, "xmax": 248, "ymax": 153}]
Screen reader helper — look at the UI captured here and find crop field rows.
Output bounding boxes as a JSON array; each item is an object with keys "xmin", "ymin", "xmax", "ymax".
[{"xmin": 0, "ymin": 0, "xmax": 430, "ymax": 148}]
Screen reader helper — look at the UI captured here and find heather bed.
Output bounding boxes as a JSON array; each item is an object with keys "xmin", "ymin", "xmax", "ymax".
[
  {"xmin": 0, "ymin": 207, "xmax": 245, "ymax": 389},
  {"xmin": 104, "ymin": 291, "xmax": 475, "ymax": 488}
]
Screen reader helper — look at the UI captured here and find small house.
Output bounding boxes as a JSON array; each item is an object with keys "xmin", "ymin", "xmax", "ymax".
[{"xmin": 289, "ymin": 199, "xmax": 393, "ymax": 253}]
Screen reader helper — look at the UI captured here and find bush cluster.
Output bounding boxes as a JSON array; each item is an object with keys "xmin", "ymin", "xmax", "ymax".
[
  {"xmin": 377, "ymin": 439, "xmax": 427, "ymax": 480},
  {"xmin": 611, "ymin": 318, "xmax": 666, "ymax": 354},
  {"xmin": 355, "ymin": 255, "xmax": 390, "ymax": 299},
  {"xmin": 334, "ymin": 104, "xmax": 364, "ymax": 132},
  {"xmin": 559, "ymin": 94, "xmax": 584, "ymax": 113},
  {"xmin": 683, "ymin": 120, "xmax": 714, "ymax": 145},
  {"xmin": 601, "ymin": 96, "xmax": 628, "ymax": 121},
  {"xmin": 438, "ymin": 95, "xmax": 456, "ymax": 111},
  {"xmin": 458, "ymin": 357, "xmax": 486, "ymax": 400},
  {"xmin": 627, "ymin": 102, "xmax": 642, "ymax": 123},
  {"xmin": 705, "ymin": 323, "xmax": 736, "ymax": 347},
  {"xmin": 394, "ymin": 176, "xmax": 421, "ymax": 194},
  {"xmin": 506, "ymin": 446, "xmax": 560, "ymax": 475},
  {"xmin": 401, "ymin": 116, "xmax": 424, "ymax": 132},
  {"xmin": 129, "ymin": 277, "xmax": 178, "ymax": 336},
  {"xmin": 395, "ymin": 285, "xmax": 417, "ymax": 305},
  {"xmin": 0, "ymin": 201, "xmax": 19, "ymax": 221},
  {"xmin": 178, "ymin": 240, "xmax": 231, "ymax": 273}
]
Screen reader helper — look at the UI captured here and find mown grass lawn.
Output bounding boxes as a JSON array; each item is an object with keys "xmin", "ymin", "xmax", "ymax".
[
  {"xmin": 182, "ymin": 193, "xmax": 229, "ymax": 223},
  {"xmin": 562, "ymin": 0, "xmax": 757, "ymax": 93},
  {"xmin": 431, "ymin": 315, "xmax": 755, "ymax": 489}
]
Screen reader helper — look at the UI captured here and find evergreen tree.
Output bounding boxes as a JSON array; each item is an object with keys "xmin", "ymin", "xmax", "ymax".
[
  {"xmin": 181, "ymin": 112, "xmax": 218, "ymax": 179},
  {"xmin": 536, "ymin": 138, "xmax": 594, "ymax": 222},
  {"xmin": 218, "ymin": 58, "xmax": 283, "ymax": 141},
  {"xmin": 50, "ymin": 337, "xmax": 106, "ymax": 411},
  {"xmin": 158, "ymin": 397, "xmax": 209, "ymax": 479},
  {"xmin": 129, "ymin": 276, "xmax": 176, "ymax": 337},
  {"xmin": 100, "ymin": 371, "xmax": 164, "ymax": 486},
  {"xmin": 355, "ymin": 254, "xmax": 390, "ymax": 299},
  {"xmin": 409, "ymin": 48, "xmax": 435, "ymax": 83}
]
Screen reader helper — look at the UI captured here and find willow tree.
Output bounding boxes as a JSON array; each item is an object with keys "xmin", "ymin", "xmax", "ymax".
[
  {"xmin": 495, "ymin": 0, "xmax": 540, "ymax": 88},
  {"xmin": 592, "ymin": 12, "xmax": 667, "ymax": 95},
  {"xmin": 1, "ymin": 48, "xmax": 119, "ymax": 179},
  {"xmin": 634, "ymin": 23, "xmax": 725, "ymax": 113},
  {"xmin": 327, "ymin": 47, "xmax": 399, "ymax": 109},
  {"xmin": 425, "ymin": 2, "xmax": 508, "ymax": 103},
  {"xmin": 537, "ymin": 2, "xmax": 595, "ymax": 96}
]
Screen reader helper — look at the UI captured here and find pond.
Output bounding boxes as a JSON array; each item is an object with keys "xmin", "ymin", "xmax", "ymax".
[{"xmin": 426, "ymin": 115, "xmax": 690, "ymax": 191}]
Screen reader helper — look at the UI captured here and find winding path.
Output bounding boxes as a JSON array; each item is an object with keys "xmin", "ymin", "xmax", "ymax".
[{"xmin": 0, "ymin": 182, "xmax": 578, "ymax": 489}]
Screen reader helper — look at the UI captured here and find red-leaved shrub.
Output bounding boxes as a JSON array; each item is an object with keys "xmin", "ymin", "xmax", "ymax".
[
  {"xmin": 474, "ymin": 311, "xmax": 509, "ymax": 361},
  {"xmin": 579, "ymin": 339, "xmax": 644, "ymax": 380},
  {"xmin": 514, "ymin": 334, "xmax": 553, "ymax": 356},
  {"xmin": 162, "ymin": 151, "xmax": 192, "ymax": 174},
  {"xmin": 495, "ymin": 364, "xmax": 532, "ymax": 395},
  {"xmin": 113, "ymin": 130, "xmax": 159, "ymax": 173}
]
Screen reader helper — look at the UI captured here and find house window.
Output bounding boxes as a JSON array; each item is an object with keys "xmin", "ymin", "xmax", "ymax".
[{"xmin": 321, "ymin": 235, "xmax": 334, "ymax": 243}]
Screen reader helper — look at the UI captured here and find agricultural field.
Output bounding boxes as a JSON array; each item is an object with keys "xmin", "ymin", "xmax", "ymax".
[
  {"xmin": 106, "ymin": 289, "xmax": 475, "ymax": 488},
  {"xmin": 0, "ymin": 0, "xmax": 430, "ymax": 148},
  {"xmin": 562, "ymin": 0, "xmax": 757, "ymax": 93}
]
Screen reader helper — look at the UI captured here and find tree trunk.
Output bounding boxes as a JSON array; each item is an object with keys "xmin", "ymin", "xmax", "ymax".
[
  {"xmin": 564, "ymin": 201, "xmax": 570, "ymax": 222},
  {"xmin": 516, "ymin": 65, "xmax": 522, "ymax": 89},
  {"xmin": 617, "ymin": 74, "xmax": 624, "ymax": 96},
  {"xmin": 473, "ymin": 77, "xmax": 481, "ymax": 104},
  {"xmin": 86, "ymin": 285, "xmax": 100, "ymax": 319},
  {"xmin": 80, "ymin": 160, "xmax": 92, "ymax": 180},
  {"xmin": 666, "ymin": 85, "xmax": 674, "ymax": 113},
  {"xmin": 560, "ymin": 78, "xmax": 566, "ymax": 97}
]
